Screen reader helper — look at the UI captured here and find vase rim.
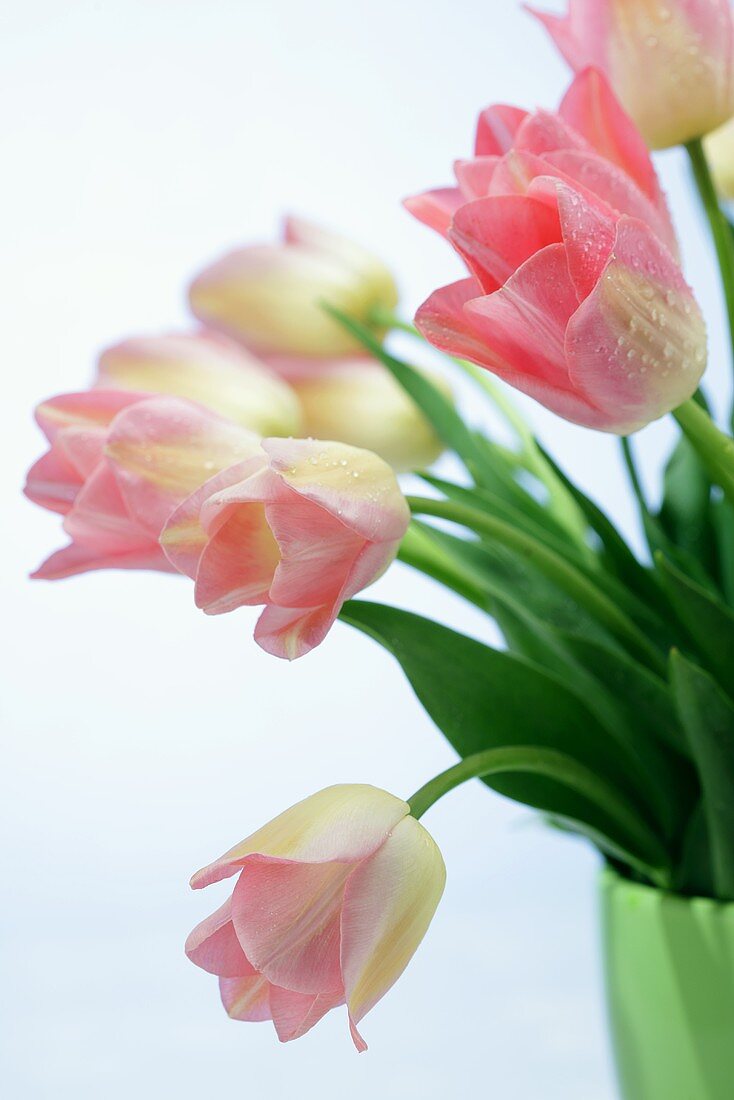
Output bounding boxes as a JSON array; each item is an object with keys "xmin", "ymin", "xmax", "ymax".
[{"xmin": 602, "ymin": 865, "xmax": 734, "ymax": 912}]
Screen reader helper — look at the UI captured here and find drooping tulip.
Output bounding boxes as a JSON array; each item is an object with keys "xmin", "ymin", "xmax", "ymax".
[
  {"xmin": 528, "ymin": 0, "xmax": 734, "ymax": 149},
  {"xmin": 406, "ymin": 69, "xmax": 706, "ymax": 434},
  {"xmin": 188, "ymin": 217, "xmax": 399, "ymax": 359},
  {"xmin": 186, "ymin": 784, "xmax": 446, "ymax": 1048},
  {"xmin": 25, "ymin": 394, "xmax": 260, "ymax": 579},
  {"xmin": 96, "ymin": 330, "xmax": 303, "ymax": 437},
  {"xmin": 287, "ymin": 358, "xmax": 448, "ymax": 473},
  {"xmin": 161, "ymin": 437, "xmax": 410, "ymax": 659}
]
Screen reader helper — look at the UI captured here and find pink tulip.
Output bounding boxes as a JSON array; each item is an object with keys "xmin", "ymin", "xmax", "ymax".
[
  {"xmin": 95, "ymin": 330, "xmax": 302, "ymax": 437},
  {"xmin": 186, "ymin": 785, "xmax": 445, "ymax": 1048},
  {"xmin": 406, "ymin": 70, "xmax": 706, "ymax": 435},
  {"xmin": 25, "ymin": 393, "xmax": 260, "ymax": 579},
  {"xmin": 188, "ymin": 217, "xmax": 399, "ymax": 360},
  {"xmin": 528, "ymin": 1, "xmax": 734, "ymax": 149},
  {"xmin": 161, "ymin": 437, "xmax": 410, "ymax": 659}
]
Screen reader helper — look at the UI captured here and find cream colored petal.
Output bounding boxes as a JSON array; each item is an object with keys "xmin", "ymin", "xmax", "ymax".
[
  {"xmin": 191, "ymin": 785, "xmax": 409, "ymax": 889},
  {"xmin": 340, "ymin": 815, "xmax": 446, "ymax": 1029}
]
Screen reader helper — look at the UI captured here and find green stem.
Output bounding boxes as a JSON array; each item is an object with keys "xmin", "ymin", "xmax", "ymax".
[
  {"xmin": 406, "ymin": 494, "xmax": 666, "ymax": 674},
  {"xmin": 407, "ymin": 746, "xmax": 672, "ymax": 887},
  {"xmin": 673, "ymin": 398, "xmax": 734, "ymax": 505},
  {"xmin": 686, "ymin": 138, "xmax": 734, "ymax": 424}
]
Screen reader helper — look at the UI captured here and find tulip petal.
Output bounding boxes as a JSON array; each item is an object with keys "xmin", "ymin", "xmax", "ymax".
[
  {"xmin": 24, "ymin": 441, "xmax": 85, "ymax": 515},
  {"xmin": 514, "ymin": 109, "xmax": 587, "ymax": 157},
  {"xmin": 559, "ymin": 68, "xmax": 663, "ymax": 206},
  {"xmin": 528, "ymin": 178, "xmax": 616, "ymax": 300},
  {"xmin": 475, "ymin": 104, "xmax": 528, "ymax": 155},
  {"xmin": 340, "ymin": 816, "xmax": 446, "ymax": 1031},
  {"xmin": 219, "ymin": 975, "xmax": 273, "ymax": 1022},
  {"xmin": 566, "ymin": 217, "xmax": 707, "ymax": 433},
  {"xmin": 269, "ymin": 986, "xmax": 344, "ymax": 1043},
  {"xmin": 194, "ymin": 502, "xmax": 281, "ymax": 614},
  {"xmin": 190, "ymin": 785, "xmax": 409, "ymax": 888},
  {"xmin": 231, "ymin": 857, "xmax": 351, "ymax": 995},
  {"xmin": 453, "ymin": 156, "xmax": 501, "ymax": 200},
  {"xmin": 414, "ymin": 278, "xmax": 513, "ymax": 370},
  {"xmin": 463, "ymin": 243, "xmax": 579, "ymax": 388},
  {"xmin": 34, "ymin": 390, "xmax": 141, "ymax": 443},
  {"xmin": 449, "ymin": 195, "xmax": 562, "ymax": 289},
  {"xmin": 159, "ymin": 457, "xmax": 265, "ymax": 580},
  {"xmin": 402, "ymin": 188, "xmax": 464, "ymax": 237},
  {"xmin": 105, "ymin": 396, "xmax": 260, "ymax": 538},
  {"xmin": 262, "ymin": 438, "xmax": 410, "ymax": 543},
  {"xmin": 30, "ymin": 541, "xmax": 173, "ymax": 581},
  {"xmin": 185, "ymin": 898, "xmax": 256, "ymax": 978}
]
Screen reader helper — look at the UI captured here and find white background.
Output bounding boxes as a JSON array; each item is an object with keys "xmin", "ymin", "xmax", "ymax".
[{"xmin": 1, "ymin": 2, "xmax": 731, "ymax": 1097}]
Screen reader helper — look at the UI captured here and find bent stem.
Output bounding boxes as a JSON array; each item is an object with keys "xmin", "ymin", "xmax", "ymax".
[
  {"xmin": 405, "ymin": 493, "xmax": 666, "ymax": 674},
  {"xmin": 686, "ymin": 139, "xmax": 734, "ymax": 424},
  {"xmin": 407, "ymin": 746, "xmax": 672, "ymax": 889}
]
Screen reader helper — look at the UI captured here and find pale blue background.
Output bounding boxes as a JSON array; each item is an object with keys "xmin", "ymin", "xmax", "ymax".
[{"xmin": 1, "ymin": 2, "xmax": 731, "ymax": 1098}]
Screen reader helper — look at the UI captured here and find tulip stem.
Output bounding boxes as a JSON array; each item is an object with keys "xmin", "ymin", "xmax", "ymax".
[
  {"xmin": 673, "ymin": 398, "xmax": 734, "ymax": 504},
  {"xmin": 407, "ymin": 746, "xmax": 672, "ymax": 888},
  {"xmin": 405, "ymin": 494, "xmax": 667, "ymax": 674},
  {"xmin": 686, "ymin": 138, "xmax": 734, "ymax": 422}
]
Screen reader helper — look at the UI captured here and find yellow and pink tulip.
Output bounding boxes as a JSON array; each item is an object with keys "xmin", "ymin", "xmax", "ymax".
[{"xmin": 186, "ymin": 784, "xmax": 445, "ymax": 1048}]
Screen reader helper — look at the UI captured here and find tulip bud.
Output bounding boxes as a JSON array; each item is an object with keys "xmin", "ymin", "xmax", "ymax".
[
  {"xmin": 289, "ymin": 358, "xmax": 448, "ymax": 472},
  {"xmin": 96, "ymin": 330, "xmax": 302, "ymax": 437},
  {"xmin": 409, "ymin": 70, "xmax": 707, "ymax": 434},
  {"xmin": 186, "ymin": 784, "xmax": 445, "ymax": 1048},
  {"xmin": 529, "ymin": 1, "xmax": 734, "ymax": 149},
  {"xmin": 705, "ymin": 117, "xmax": 734, "ymax": 199},
  {"xmin": 161, "ymin": 437, "xmax": 410, "ymax": 659},
  {"xmin": 189, "ymin": 217, "xmax": 399, "ymax": 358}
]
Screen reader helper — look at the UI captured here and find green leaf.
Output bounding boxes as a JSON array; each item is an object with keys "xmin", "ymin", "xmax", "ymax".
[
  {"xmin": 674, "ymin": 801, "xmax": 715, "ymax": 898},
  {"xmin": 670, "ymin": 651, "xmax": 734, "ymax": 900},
  {"xmin": 712, "ymin": 497, "xmax": 734, "ymax": 605},
  {"xmin": 656, "ymin": 553, "xmax": 734, "ymax": 695},
  {"xmin": 659, "ymin": 434, "xmax": 715, "ymax": 571},
  {"xmin": 420, "ymin": 474, "xmax": 585, "ymax": 561},
  {"xmin": 558, "ymin": 632, "xmax": 688, "ymax": 757},
  {"xmin": 341, "ymin": 600, "xmax": 670, "ymax": 875}
]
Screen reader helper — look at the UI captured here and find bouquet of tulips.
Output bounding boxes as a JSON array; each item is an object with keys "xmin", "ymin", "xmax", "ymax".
[{"xmin": 24, "ymin": 0, "xmax": 734, "ymax": 1072}]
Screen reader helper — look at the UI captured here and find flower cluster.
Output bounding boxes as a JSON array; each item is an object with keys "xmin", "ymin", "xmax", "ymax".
[{"xmin": 24, "ymin": 0, "xmax": 734, "ymax": 1063}]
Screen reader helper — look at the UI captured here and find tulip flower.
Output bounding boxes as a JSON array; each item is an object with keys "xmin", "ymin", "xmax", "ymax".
[
  {"xmin": 96, "ymin": 330, "xmax": 303, "ymax": 437},
  {"xmin": 529, "ymin": 1, "xmax": 734, "ymax": 149},
  {"xmin": 705, "ymin": 117, "xmax": 734, "ymax": 199},
  {"xmin": 188, "ymin": 217, "xmax": 399, "ymax": 359},
  {"xmin": 288, "ymin": 358, "xmax": 448, "ymax": 473},
  {"xmin": 161, "ymin": 436, "xmax": 410, "ymax": 659},
  {"xmin": 25, "ymin": 393, "xmax": 260, "ymax": 579},
  {"xmin": 407, "ymin": 70, "xmax": 707, "ymax": 434},
  {"xmin": 186, "ymin": 784, "xmax": 445, "ymax": 1048}
]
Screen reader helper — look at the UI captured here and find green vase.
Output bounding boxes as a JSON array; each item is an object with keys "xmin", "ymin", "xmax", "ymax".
[{"xmin": 601, "ymin": 868, "xmax": 734, "ymax": 1100}]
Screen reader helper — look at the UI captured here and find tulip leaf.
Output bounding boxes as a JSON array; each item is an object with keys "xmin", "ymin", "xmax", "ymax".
[
  {"xmin": 670, "ymin": 651, "xmax": 734, "ymax": 900},
  {"xmin": 655, "ymin": 552, "xmax": 734, "ymax": 696},
  {"xmin": 659, "ymin": 432, "xmax": 716, "ymax": 573},
  {"xmin": 420, "ymin": 474, "xmax": 586, "ymax": 561},
  {"xmin": 674, "ymin": 801, "xmax": 715, "ymax": 898},
  {"xmin": 536, "ymin": 444, "xmax": 668, "ymax": 615},
  {"xmin": 340, "ymin": 600, "xmax": 670, "ymax": 875},
  {"xmin": 712, "ymin": 497, "xmax": 734, "ymax": 605}
]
